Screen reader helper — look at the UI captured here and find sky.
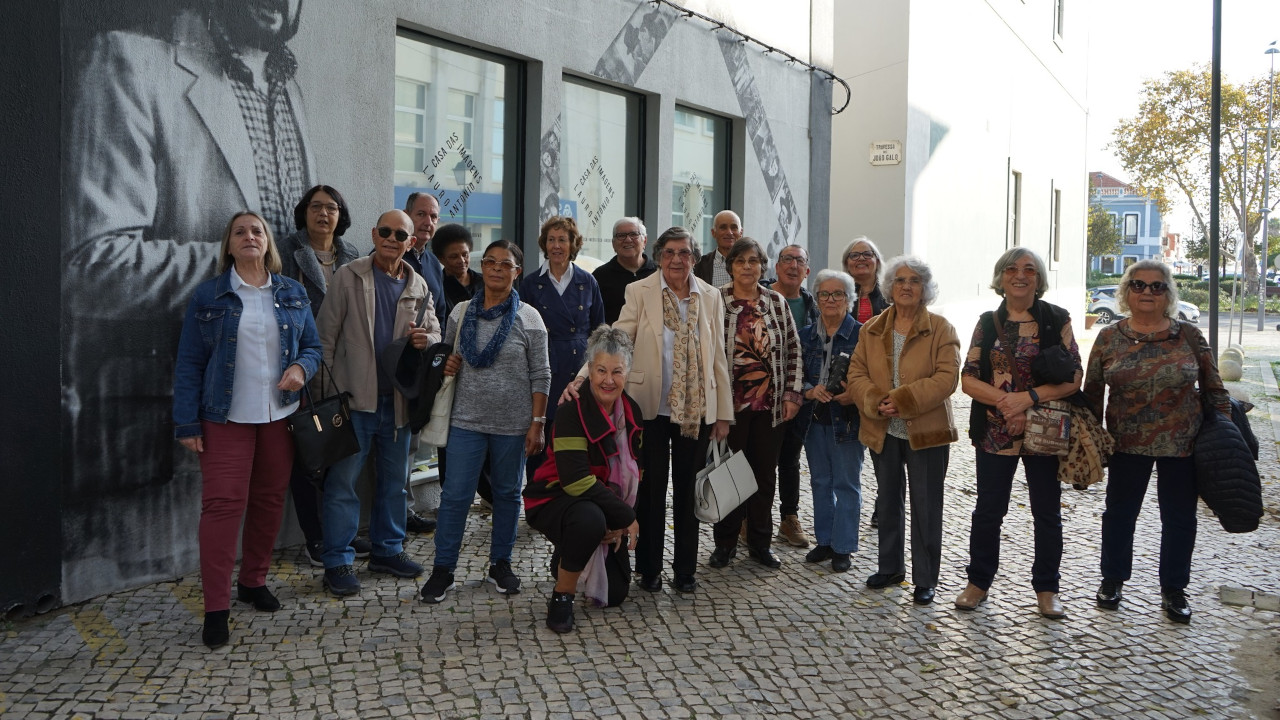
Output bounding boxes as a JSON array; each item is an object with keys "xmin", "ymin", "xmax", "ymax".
[{"xmin": 1086, "ymin": 0, "xmax": 1280, "ymax": 234}]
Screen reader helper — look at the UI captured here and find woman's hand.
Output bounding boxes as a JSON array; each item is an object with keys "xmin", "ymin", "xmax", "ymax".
[
  {"xmin": 996, "ymin": 390, "xmax": 1034, "ymax": 421},
  {"xmin": 807, "ymin": 386, "xmax": 833, "ymax": 403},
  {"xmin": 277, "ymin": 364, "xmax": 306, "ymax": 392},
  {"xmin": 877, "ymin": 396, "xmax": 899, "ymax": 417},
  {"xmin": 603, "ymin": 520, "xmax": 640, "ymax": 551},
  {"xmin": 625, "ymin": 519, "xmax": 638, "ymax": 551},
  {"xmin": 524, "ymin": 422, "xmax": 545, "ymax": 457},
  {"xmin": 781, "ymin": 400, "xmax": 800, "ymax": 422},
  {"xmin": 712, "ymin": 419, "xmax": 730, "ymax": 441},
  {"xmin": 408, "ymin": 320, "xmax": 431, "ymax": 350},
  {"xmin": 444, "ymin": 353, "xmax": 462, "ymax": 377},
  {"xmin": 1006, "ymin": 413, "xmax": 1027, "ymax": 437},
  {"xmin": 179, "ymin": 437, "xmax": 204, "ymax": 453},
  {"xmin": 559, "ymin": 377, "xmax": 584, "ymax": 405}
]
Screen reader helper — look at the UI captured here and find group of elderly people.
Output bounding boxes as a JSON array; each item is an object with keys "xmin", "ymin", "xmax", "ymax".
[{"xmin": 174, "ymin": 193, "xmax": 1224, "ymax": 642}]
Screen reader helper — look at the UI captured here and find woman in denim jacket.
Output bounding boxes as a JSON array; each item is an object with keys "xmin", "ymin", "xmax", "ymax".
[
  {"xmin": 795, "ymin": 270, "xmax": 863, "ymax": 573},
  {"xmin": 173, "ymin": 211, "xmax": 321, "ymax": 649}
]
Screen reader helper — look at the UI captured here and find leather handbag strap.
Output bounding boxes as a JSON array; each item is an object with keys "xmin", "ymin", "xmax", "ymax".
[{"xmin": 997, "ymin": 321, "xmax": 1025, "ymax": 393}]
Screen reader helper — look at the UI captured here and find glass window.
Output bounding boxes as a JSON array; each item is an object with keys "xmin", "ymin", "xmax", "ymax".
[
  {"xmin": 560, "ymin": 77, "xmax": 643, "ymax": 264},
  {"xmin": 1123, "ymin": 213, "xmax": 1139, "ymax": 244},
  {"xmin": 671, "ymin": 106, "xmax": 730, "ymax": 254},
  {"xmin": 394, "ymin": 32, "xmax": 522, "ymax": 242}
]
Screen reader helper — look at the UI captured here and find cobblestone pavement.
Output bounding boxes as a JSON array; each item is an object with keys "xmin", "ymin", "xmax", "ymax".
[{"xmin": 3, "ymin": 322, "xmax": 1279, "ymax": 720}]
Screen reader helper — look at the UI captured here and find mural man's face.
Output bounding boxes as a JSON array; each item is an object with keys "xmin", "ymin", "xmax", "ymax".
[{"xmin": 214, "ymin": 0, "xmax": 302, "ymax": 50}]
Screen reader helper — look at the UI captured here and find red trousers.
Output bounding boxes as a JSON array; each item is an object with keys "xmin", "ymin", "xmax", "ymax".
[{"xmin": 198, "ymin": 419, "xmax": 293, "ymax": 612}]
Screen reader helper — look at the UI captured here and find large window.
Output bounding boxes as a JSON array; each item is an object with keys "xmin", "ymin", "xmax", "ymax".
[
  {"xmin": 560, "ymin": 78, "xmax": 643, "ymax": 264},
  {"xmin": 394, "ymin": 32, "xmax": 521, "ymax": 243},
  {"xmin": 1123, "ymin": 213, "xmax": 1139, "ymax": 244},
  {"xmin": 671, "ymin": 106, "xmax": 730, "ymax": 254}
]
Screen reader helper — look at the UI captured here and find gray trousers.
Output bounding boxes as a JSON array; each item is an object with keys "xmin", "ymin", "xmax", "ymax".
[{"xmin": 871, "ymin": 436, "xmax": 948, "ymax": 588}]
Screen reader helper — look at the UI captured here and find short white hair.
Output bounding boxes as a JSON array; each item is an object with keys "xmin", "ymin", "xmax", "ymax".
[
  {"xmin": 613, "ymin": 216, "xmax": 647, "ymax": 238},
  {"xmin": 812, "ymin": 269, "xmax": 856, "ymax": 312},
  {"xmin": 881, "ymin": 255, "xmax": 939, "ymax": 306}
]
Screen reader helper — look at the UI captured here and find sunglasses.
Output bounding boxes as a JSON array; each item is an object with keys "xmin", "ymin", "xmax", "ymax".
[
  {"xmin": 1130, "ymin": 279, "xmax": 1168, "ymax": 295},
  {"xmin": 377, "ymin": 226, "xmax": 410, "ymax": 242}
]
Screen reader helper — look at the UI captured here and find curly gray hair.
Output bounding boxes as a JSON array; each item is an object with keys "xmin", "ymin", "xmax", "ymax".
[
  {"xmin": 880, "ymin": 255, "xmax": 939, "ymax": 306},
  {"xmin": 585, "ymin": 324, "xmax": 635, "ymax": 371}
]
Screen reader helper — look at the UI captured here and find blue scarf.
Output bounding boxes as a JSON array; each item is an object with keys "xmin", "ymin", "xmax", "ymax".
[{"xmin": 459, "ymin": 289, "xmax": 520, "ymax": 368}]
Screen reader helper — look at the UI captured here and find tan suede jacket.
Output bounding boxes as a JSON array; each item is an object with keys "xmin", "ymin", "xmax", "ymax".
[{"xmin": 846, "ymin": 305, "xmax": 960, "ymax": 453}]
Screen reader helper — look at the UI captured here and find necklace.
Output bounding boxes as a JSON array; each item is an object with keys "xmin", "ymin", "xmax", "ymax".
[{"xmin": 1122, "ymin": 319, "xmax": 1170, "ymax": 345}]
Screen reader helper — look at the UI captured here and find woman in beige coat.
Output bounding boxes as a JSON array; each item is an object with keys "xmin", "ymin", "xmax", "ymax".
[{"xmin": 846, "ymin": 255, "xmax": 960, "ymax": 605}]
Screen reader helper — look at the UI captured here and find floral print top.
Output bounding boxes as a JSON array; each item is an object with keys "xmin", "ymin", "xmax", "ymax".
[
  {"xmin": 731, "ymin": 299, "xmax": 773, "ymax": 412},
  {"xmin": 1083, "ymin": 319, "xmax": 1230, "ymax": 457}
]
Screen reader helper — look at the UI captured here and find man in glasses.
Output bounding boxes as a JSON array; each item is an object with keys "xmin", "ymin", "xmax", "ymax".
[
  {"xmin": 694, "ymin": 210, "xmax": 744, "ymax": 287},
  {"xmin": 316, "ymin": 210, "xmax": 441, "ymax": 597},
  {"xmin": 593, "ymin": 216, "xmax": 657, "ymax": 323},
  {"xmin": 764, "ymin": 245, "xmax": 821, "ymax": 548}
]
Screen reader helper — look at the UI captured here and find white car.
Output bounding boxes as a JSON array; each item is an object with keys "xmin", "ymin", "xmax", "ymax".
[{"xmin": 1088, "ymin": 285, "xmax": 1199, "ymax": 324}]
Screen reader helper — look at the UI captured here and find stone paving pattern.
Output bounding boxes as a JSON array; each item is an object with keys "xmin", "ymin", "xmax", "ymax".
[{"xmin": 3, "ymin": 323, "xmax": 1278, "ymax": 719}]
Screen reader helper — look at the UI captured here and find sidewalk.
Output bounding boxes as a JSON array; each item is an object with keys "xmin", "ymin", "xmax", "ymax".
[{"xmin": 2, "ymin": 319, "xmax": 1277, "ymax": 720}]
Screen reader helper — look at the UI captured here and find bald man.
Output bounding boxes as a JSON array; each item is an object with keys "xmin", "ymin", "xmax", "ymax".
[
  {"xmin": 316, "ymin": 209, "xmax": 441, "ymax": 597},
  {"xmin": 694, "ymin": 210, "xmax": 743, "ymax": 286}
]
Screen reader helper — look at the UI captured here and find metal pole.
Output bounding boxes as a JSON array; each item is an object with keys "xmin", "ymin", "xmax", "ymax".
[
  {"xmin": 1209, "ymin": 0, "xmax": 1222, "ymax": 355},
  {"xmin": 1265, "ymin": 44, "xmax": 1277, "ymax": 330}
]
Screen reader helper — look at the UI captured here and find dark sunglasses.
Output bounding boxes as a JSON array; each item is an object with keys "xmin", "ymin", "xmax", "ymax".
[
  {"xmin": 1129, "ymin": 279, "xmax": 1168, "ymax": 295},
  {"xmin": 377, "ymin": 226, "xmax": 410, "ymax": 242}
]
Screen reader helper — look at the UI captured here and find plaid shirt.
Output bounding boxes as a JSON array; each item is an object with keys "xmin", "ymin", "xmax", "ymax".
[{"xmin": 213, "ymin": 27, "xmax": 309, "ymax": 239}]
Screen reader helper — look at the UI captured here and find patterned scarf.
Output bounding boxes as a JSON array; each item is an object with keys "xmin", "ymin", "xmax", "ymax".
[
  {"xmin": 458, "ymin": 290, "xmax": 520, "ymax": 368},
  {"xmin": 580, "ymin": 400, "xmax": 642, "ymax": 607},
  {"xmin": 662, "ymin": 287, "xmax": 705, "ymax": 439}
]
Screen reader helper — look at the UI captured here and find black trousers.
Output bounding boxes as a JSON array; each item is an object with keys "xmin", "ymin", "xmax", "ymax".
[
  {"xmin": 871, "ymin": 436, "xmax": 948, "ymax": 587},
  {"xmin": 966, "ymin": 452, "xmax": 1061, "ymax": 592},
  {"xmin": 776, "ymin": 419, "xmax": 803, "ymax": 517},
  {"xmin": 635, "ymin": 416, "xmax": 711, "ymax": 579},
  {"xmin": 528, "ymin": 494, "xmax": 632, "ymax": 607},
  {"xmin": 713, "ymin": 409, "xmax": 784, "ymax": 551}
]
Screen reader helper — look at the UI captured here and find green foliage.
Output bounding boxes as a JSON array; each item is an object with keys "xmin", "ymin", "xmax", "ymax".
[
  {"xmin": 1087, "ymin": 270, "xmax": 1123, "ymax": 287},
  {"xmin": 1087, "ymin": 195, "xmax": 1123, "ymax": 259}
]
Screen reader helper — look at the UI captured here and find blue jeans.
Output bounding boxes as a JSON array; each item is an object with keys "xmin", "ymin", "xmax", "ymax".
[
  {"xmin": 432, "ymin": 426, "xmax": 526, "ymax": 570},
  {"xmin": 1100, "ymin": 452, "xmax": 1197, "ymax": 590},
  {"xmin": 321, "ymin": 395, "xmax": 410, "ymax": 568},
  {"xmin": 803, "ymin": 423, "xmax": 863, "ymax": 554}
]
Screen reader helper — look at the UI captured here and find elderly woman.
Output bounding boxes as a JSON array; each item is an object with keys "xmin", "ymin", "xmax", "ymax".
[
  {"xmin": 1084, "ymin": 260, "xmax": 1229, "ymax": 624},
  {"xmin": 420, "ymin": 240, "xmax": 551, "ymax": 604},
  {"xmin": 277, "ymin": 185, "xmax": 362, "ymax": 565},
  {"xmin": 846, "ymin": 255, "xmax": 960, "ymax": 605},
  {"xmin": 843, "ymin": 236, "xmax": 890, "ymax": 528},
  {"xmin": 563, "ymin": 226, "xmax": 733, "ymax": 594},
  {"xmin": 957, "ymin": 248, "xmax": 1081, "ymax": 618},
  {"xmin": 173, "ymin": 211, "xmax": 322, "ymax": 648},
  {"xmin": 707, "ymin": 238, "xmax": 802, "ymax": 570},
  {"xmin": 796, "ymin": 270, "xmax": 863, "ymax": 573},
  {"xmin": 521, "ymin": 216, "xmax": 606, "ymax": 480},
  {"xmin": 525, "ymin": 326, "xmax": 642, "ymax": 632}
]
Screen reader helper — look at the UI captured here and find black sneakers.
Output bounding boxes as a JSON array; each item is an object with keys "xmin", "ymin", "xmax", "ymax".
[
  {"xmin": 546, "ymin": 592, "xmax": 575, "ymax": 633},
  {"xmin": 420, "ymin": 566, "xmax": 456, "ymax": 603},
  {"xmin": 487, "ymin": 559, "xmax": 521, "ymax": 595}
]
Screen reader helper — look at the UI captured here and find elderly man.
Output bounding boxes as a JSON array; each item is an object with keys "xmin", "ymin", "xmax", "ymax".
[
  {"xmin": 765, "ymin": 244, "xmax": 820, "ymax": 548},
  {"xmin": 593, "ymin": 216, "xmax": 657, "ymax": 324},
  {"xmin": 693, "ymin": 210, "xmax": 743, "ymax": 287},
  {"xmin": 404, "ymin": 192, "xmax": 450, "ymax": 328},
  {"xmin": 316, "ymin": 210, "xmax": 441, "ymax": 596}
]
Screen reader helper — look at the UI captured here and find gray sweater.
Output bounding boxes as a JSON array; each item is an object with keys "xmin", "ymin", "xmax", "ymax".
[{"xmin": 446, "ymin": 300, "xmax": 551, "ymax": 436}]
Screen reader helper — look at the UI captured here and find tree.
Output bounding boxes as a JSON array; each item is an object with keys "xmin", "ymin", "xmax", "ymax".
[
  {"xmin": 1087, "ymin": 199, "xmax": 1122, "ymax": 260},
  {"xmin": 1112, "ymin": 66, "xmax": 1280, "ymax": 289}
]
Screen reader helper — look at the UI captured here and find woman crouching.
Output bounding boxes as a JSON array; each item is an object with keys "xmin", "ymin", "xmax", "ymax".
[{"xmin": 524, "ymin": 325, "xmax": 642, "ymax": 633}]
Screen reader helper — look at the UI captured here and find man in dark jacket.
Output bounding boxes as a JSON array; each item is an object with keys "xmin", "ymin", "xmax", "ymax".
[
  {"xmin": 693, "ymin": 210, "xmax": 743, "ymax": 286},
  {"xmin": 593, "ymin": 217, "xmax": 657, "ymax": 324}
]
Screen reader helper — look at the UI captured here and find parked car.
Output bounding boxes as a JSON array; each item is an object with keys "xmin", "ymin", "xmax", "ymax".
[{"xmin": 1088, "ymin": 285, "xmax": 1200, "ymax": 324}]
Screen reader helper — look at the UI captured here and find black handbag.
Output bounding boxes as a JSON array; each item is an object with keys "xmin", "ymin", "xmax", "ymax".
[{"xmin": 286, "ymin": 361, "xmax": 360, "ymax": 486}]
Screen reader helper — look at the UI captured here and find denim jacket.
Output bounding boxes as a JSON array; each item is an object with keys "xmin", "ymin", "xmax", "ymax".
[
  {"xmin": 794, "ymin": 314, "xmax": 862, "ymax": 443},
  {"xmin": 173, "ymin": 270, "xmax": 322, "ymax": 438}
]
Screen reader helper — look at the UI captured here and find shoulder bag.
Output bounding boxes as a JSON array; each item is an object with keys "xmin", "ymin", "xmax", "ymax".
[
  {"xmin": 998, "ymin": 323, "xmax": 1071, "ymax": 456},
  {"xmin": 693, "ymin": 439, "xmax": 757, "ymax": 523},
  {"xmin": 286, "ymin": 361, "xmax": 360, "ymax": 485}
]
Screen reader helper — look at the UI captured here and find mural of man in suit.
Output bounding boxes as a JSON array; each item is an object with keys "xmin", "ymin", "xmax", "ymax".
[{"xmin": 61, "ymin": 0, "xmax": 315, "ymax": 600}]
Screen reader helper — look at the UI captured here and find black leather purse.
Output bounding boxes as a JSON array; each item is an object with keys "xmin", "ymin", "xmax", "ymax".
[{"xmin": 286, "ymin": 361, "xmax": 360, "ymax": 486}]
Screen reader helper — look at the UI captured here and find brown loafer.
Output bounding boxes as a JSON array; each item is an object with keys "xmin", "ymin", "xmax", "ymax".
[
  {"xmin": 954, "ymin": 583, "xmax": 987, "ymax": 611},
  {"xmin": 1037, "ymin": 591, "xmax": 1066, "ymax": 619}
]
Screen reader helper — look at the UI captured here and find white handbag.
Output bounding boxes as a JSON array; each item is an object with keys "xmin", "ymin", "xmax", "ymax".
[
  {"xmin": 693, "ymin": 439, "xmax": 757, "ymax": 523},
  {"xmin": 420, "ymin": 375, "xmax": 455, "ymax": 446}
]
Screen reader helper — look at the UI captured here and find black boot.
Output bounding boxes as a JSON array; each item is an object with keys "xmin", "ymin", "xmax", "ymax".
[
  {"xmin": 202, "ymin": 610, "xmax": 230, "ymax": 648},
  {"xmin": 546, "ymin": 592, "xmax": 575, "ymax": 633}
]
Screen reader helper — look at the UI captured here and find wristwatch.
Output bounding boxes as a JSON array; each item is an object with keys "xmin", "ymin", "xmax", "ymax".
[
  {"xmin": 1027, "ymin": 388, "xmax": 1040, "ymax": 406},
  {"xmin": 531, "ymin": 416, "xmax": 546, "ymax": 424}
]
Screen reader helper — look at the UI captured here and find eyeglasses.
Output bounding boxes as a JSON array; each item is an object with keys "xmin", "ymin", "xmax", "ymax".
[
  {"xmin": 1129, "ymin": 279, "xmax": 1169, "ymax": 295},
  {"xmin": 480, "ymin": 257, "xmax": 520, "ymax": 270},
  {"xmin": 660, "ymin": 249, "xmax": 694, "ymax": 260},
  {"xmin": 308, "ymin": 202, "xmax": 340, "ymax": 214},
  {"xmin": 376, "ymin": 226, "xmax": 410, "ymax": 242},
  {"xmin": 816, "ymin": 290, "xmax": 848, "ymax": 301},
  {"xmin": 777, "ymin": 255, "xmax": 808, "ymax": 266},
  {"xmin": 1003, "ymin": 265, "xmax": 1038, "ymax": 277},
  {"xmin": 733, "ymin": 257, "xmax": 762, "ymax": 267},
  {"xmin": 613, "ymin": 231, "xmax": 642, "ymax": 240},
  {"xmin": 845, "ymin": 251, "xmax": 876, "ymax": 261}
]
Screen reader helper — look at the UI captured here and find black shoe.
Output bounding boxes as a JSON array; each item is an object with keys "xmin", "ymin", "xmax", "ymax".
[
  {"xmin": 202, "ymin": 610, "xmax": 230, "ymax": 649},
  {"xmin": 305, "ymin": 542, "xmax": 324, "ymax": 568},
  {"xmin": 406, "ymin": 510, "xmax": 437, "ymax": 534},
  {"xmin": 546, "ymin": 592, "xmax": 575, "ymax": 634},
  {"xmin": 368, "ymin": 551, "xmax": 425, "ymax": 579},
  {"xmin": 913, "ymin": 586, "xmax": 936, "ymax": 605},
  {"xmin": 708, "ymin": 547, "xmax": 737, "ymax": 568},
  {"xmin": 1161, "ymin": 587, "xmax": 1192, "ymax": 624},
  {"xmin": 487, "ymin": 559, "xmax": 522, "ymax": 595},
  {"xmin": 351, "ymin": 536, "xmax": 372, "ymax": 558},
  {"xmin": 419, "ymin": 566, "xmax": 456, "ymax": 604},
  {"xmin": 870, "ymin": 508, "xmax": 880, "ymax": 528},
  {"xmin": 1096, "ymin": 579, "xmax": 1123, "ymax": 610},
  {"xmin": 638, "ymin": 574, "xmax": 663, "ymax": 592},
  {"xmin": 831, "ymin": 553, "xmax": 851, "ymax": 573},
  {"xmin": 805, "ymin": 545, "xmax": 834, "ymax": 563},
  {"xmin": 235, "ymin": 583, "xmax": 281, "ymax": 612},
  {"xmin": 866, "ymin": 572, "xmax": 906, "ymax": 589},
  {"xmin": 748, "ymin": 548, "xmax": 782, "ymax": 569},
  {"xmin": 673, "ymin": 574, "xmax": 697, "ymax": 592}
]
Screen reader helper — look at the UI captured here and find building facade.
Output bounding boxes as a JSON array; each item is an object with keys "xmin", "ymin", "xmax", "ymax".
[
  {"xmin": 2, "ymin": 0, "xmax": 835, "ymax": 614},
  {"xmin": 1089, "ymin": 171, "xmax": 1166, "ymax": 274}
]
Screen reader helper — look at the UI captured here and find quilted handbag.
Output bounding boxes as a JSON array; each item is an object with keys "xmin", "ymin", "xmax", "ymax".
[
  {"xmin": 286, "ymin": 362, "xmax": 360, "ymax": 484},
  {"xmin": 693, "ymin": 439, "xmax": 757, "ymax": 523}
]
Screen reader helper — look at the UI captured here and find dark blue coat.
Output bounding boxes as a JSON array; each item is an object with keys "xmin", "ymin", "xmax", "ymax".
[{"xmin": 520, "ymin": 264, "xmax": 606, "ymax": 424}]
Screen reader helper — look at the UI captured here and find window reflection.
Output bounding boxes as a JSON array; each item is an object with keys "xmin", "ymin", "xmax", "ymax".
[{"xmin": 671, "ymin": 105, "xmax": 729, "ymax": 254}]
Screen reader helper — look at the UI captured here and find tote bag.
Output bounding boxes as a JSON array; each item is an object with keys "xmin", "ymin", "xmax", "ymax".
[{"xmin": 693, "ymin": 439, "xmax": 757, "ymax": 523}]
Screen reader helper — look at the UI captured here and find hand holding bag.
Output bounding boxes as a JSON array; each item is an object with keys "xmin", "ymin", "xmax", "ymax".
[
  {"xmin": 693, "ymin": 439, "xmax": 757, "ymax": 523},
  {"xmin": 286, "ymin": 361, "xmax": 360, "ymax": 485},
  {"xmin": 998, "ymin": 323, "xmax": 1071, "ymax": 456}
]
